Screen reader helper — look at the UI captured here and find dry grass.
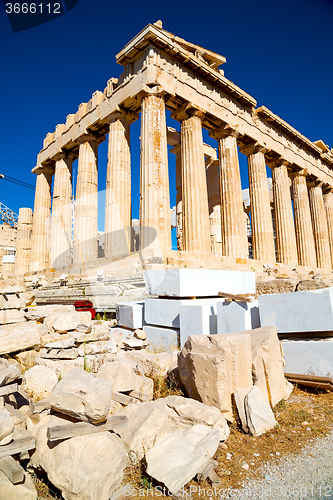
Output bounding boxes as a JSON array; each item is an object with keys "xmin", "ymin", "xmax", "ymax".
[{"xmin": 30, "ymin": 472, "xmax": 62, "ymax": 500}]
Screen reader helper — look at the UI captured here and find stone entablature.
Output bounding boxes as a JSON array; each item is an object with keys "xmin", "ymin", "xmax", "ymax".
[{"xmin": 25, "ymin": 22, "xmax": 333, "ymax": 275}]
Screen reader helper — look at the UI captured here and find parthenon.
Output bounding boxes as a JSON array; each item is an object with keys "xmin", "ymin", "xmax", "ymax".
[{"xmin": 15, "ymin": 21, "xmax": 333, "ymax": 277}]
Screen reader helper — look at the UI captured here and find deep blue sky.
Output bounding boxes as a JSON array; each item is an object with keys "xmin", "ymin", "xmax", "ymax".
[{"xmin": 1, "ymin": 0, "xmax": 333, "ymax": 239}]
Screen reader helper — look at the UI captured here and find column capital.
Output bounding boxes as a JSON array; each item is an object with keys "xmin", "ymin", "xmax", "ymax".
[
  {"xmin": 104, "ymin": 106, "xmax": 139, "ymax": 126},
  {"xmin": 53, "ymin": 150, "xmax": 76, "ymax": 163},
  {"xmin": 137, "ymin": 85, "xmax": 168, "ymax": 102},
  {"xmin": 323, "ymin": 184, "xmax": 333, "ymax": 194},
  {"xmin": 209, "ymin": 124, "xmax": 240, "ymax": 141},
  {"xmin": 32, "ymin": 164, "xmax": 54, "ymax": 176},
  {"xmin": 239, "ymin": 142, "xmax": 267, "ymax": 156},
  {"xmin": 268, "ymin": 157, "xmax": 291, "ymax": 169},
  {"xmin": 289, "ymin": 168, "xmax": 308, "ymax": 180},
  {"xmin": 308, "ymin": 179, "xmax": 324, "ymax": 189},
  {"xmin": 76, "ymin": 132, "xmax": 105, "ymax": 146},
  {"xmin": 171, "ymin": 102, "xmax": 205, "ymax": 122}
]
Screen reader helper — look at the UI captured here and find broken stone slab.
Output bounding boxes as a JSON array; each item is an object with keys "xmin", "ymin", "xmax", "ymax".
[
  {"xmin": 145, "ymin": 269, "xmax": 256, "ymax": 297},
  {"xmin": 52, "ymin": 311, "xmax": 84, "ymax": 332},
  {"xmin": 41, "ymin": 332, "xmax": 71, "ymax": 347},
  {"xmin": 0, "ymin": 408, "xmax": 14, "ymax": 446},
  {"xmin": 0, "ymin": 293, "xmax": 26, "ymax": 310},
  {"xmin": 258, "ymin": 287, "xmax": 333, "ymax": 333},
  {"xmin": 234, "ymin": 387, "xmax": 252, "ymax": 433},
  {"xmin": 0, "ymin": 280, "xmax": 26, "ymax": 295},
  {"xmin": 282, "ymin": 338, "xmax": 333, "ymax": 377},
  {"xmin": 132, "ymin": 351, "xmax": 178, "ymax": 378},
  {"xmin": 31, "ymin": 414, "xmax": 128, "ymax": 500},
  {"xmin": 116, "ymin": 395, "xmax": 229, "ymax": 461},
  {"xmin": 244, "ymin": 386, "xmax": 276, "ymax": 437},
  {"xmin": 144, "ymin": 325, "xmax": 179, "ymax": 352},
  {"xmin": 0, "ymin": 469, "xmax": 37, "ymax": 500},
  {"xmin": 44, "ymin": 337, "xmax": 75, "ymax": 349},
  {"xmin": 70, "ymin": 328, "xmax": 110, "ymax": 343},
  {"xmin": 77, "ymin": 339, "xmax": 117, "ymax": 355},
  {"xmin": 250, "ymin": 326, "xmax": 292, "ymax": 407},
  {"xmin": 296, "ymin": 279, "xmax": 333, "ymax": 291},
  {"xmin": 35, "ymin": 357, "xmax": 86, "ymax": 378},
  {"xmin": 40, "ymin": 347, "xmax": 79, "ymax": 360},
  {"xmin": 178, "ymin": 333, "xmax": 252, "ymax": 422},
  {"xmin": 217, "ymin": 300, "xmax": 260, "ymax": 335},
  {"xmin": 50, "ymin": 367, "xmax": 113, "ymax": 422},
  {"xmin": 0, "ymin": 366, "xmax": 22, "ymax": 387},
  {"xmin": 123, "ymin": 338, "xmax": 145, "ymax": 349},
  {"xmin": 116, "ymin": 301, "xmax": 144, "ymax": 329},
  {"xmin": 134, "ymin": 328, "xmax": 146, "ymax": 340},
  {"xmin": 256, "ymin": 278, "xmax": 299, "ymax": 296},
  {"xmin": 0, "ymin": 310, "xmax": 26, "ymax": 326},
  {"xmin": 24, "ymin": 304, "xmax": 75, "ymax": 322},
  {"xmin": 96, "ymin": 360, "xmax": 153, "ymax": 400},
  {"xmin": 75, "ymin": 323, "xmax": 92, "ymax": 333},
  {"xmin": 146, "ymin": 424, "xmax": 222, "ymax": 492},
  {"xmin": 24, "ymin": 365, "xmax": 58, "ymax": 401},
  {"xmin": 0, "ymin": 321, "xmax": 41, "ymax": 356}
]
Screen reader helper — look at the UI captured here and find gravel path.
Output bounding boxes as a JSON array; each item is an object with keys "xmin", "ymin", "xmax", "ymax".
[{"xmin": 221, "ymin": 430, "xmax": 333, "ymax": 499}]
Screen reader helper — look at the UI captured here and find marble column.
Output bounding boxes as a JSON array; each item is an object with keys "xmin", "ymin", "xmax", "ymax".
[
  {"xmin": 105, "ymin": 110, "xmax": 137, "ymax": 259},
  {"xmin": 309, "ymin": 182, "xmax": 331, "ymax": 269},
  {"xmin": 291, "ymin": 171, "xmax": 317, "ymax": 267},
  {"xmin": 206, "ymin": 159, "xmax": 222, "ymax": 255},
  {"xmin": 73, "ymin": 134, "xmax": 101, "ymax": 264},
  {"xmin": 242, "ymin": 145, "xmax": 275, "ymax": 262},
  {"xmin": 210, "ymin": 126, "xmax": 248, "ymax": 259},
  {"xmin": 15, "ymin": 207, "xmax": 33, "ymax": 276},
  {"xmin": 29, "ymin": 168, "xmax": 53, "ymax": 272},
  {"xmin": 140, "ymin": 92, "xmax": 171, "ymax": 252},
  {"xmin": 323, "ymin": 189, "xmax": 333, "ymax": 268},
  {"xmin": 170, "ymin": 143, "xmax": 182, "ymax": 250},
  {"xmin": 171, "ymin": 106, "xmax": 211, "ymax": 254},
  {"xmin": 271, "ymin": 161, "xmax": 298, "ymax": 265},
  {"xmin": 49, "ymin": 152, "xmax": 73, "ymax": 268}
]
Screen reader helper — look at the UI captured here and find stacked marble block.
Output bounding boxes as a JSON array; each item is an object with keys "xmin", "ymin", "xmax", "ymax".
[
  {"xmin": 258, "ymin": 287, "xmax": 333, "ymax": 377},
  {"xmin": 0, "ymin": 280, "xmax": 26, "ymax": 325},
  {"xmin": 144, "ymin": 269, "xmax": 257, "ymax": 349}
]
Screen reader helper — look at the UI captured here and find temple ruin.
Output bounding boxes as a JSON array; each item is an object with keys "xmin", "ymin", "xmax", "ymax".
[{"xmin": 14, "ymin": 21, "xmax": 333, "ymax": 277}]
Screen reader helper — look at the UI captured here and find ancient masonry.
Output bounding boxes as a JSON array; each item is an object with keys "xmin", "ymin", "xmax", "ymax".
[{"xmin": 14, "ymin": 22, "xmax": 333, "ymax": 276}]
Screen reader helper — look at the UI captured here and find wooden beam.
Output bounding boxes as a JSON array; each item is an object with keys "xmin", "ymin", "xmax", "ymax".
[
  {"xmin": 111, "ymin": 391, "xmax": 135, "ymax": 406},
  {"xmin": 47, "ymin": 415, "xmax": 127, "ymax": 442},
  {"xmin": 0, "ymin": 456, "xmax": 24, "ymax": 484},
  {"xmin": 0, "ymin": 437, "xmax": 35, "ymax": 459},
  {"xmin": 218, "ymin": 292, "xmax": 254, "ymax": 303}
]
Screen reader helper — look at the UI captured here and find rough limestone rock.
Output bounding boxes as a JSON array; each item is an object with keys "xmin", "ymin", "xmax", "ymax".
[
  {"xmin": 52, "ymin": 312, "xmax": 82, "ymax": 332},
  {"xmin": 50, "ymin": 368, "xmax": 112, "ymax": 422},
  {"xmin": 296, "ymin": 279, "xmax": 333, "ymax": 291},
  {"xmin": 31, "ymin": 415, "xmax": 128, "ymax": 500},
  {"xmin": 24, "ymin": 304, "xmax": 75, "ymax": 322},
  {"xmin": 70, "ymin": 327, "xmax": 110, "ymax": 343},
  {"xmin": 24, "ymin": 365, "xmax": 58, "ymax": 400},
  {"xmin": 178, "ymin": 334, "xmax": 252, "ymax": 421},
  {"xmin": 256, "ymin": 278, "xmax": 298, "ymax": 296},
  {"xmin": 0, "ymin": 408, "xmax": 14, "ymax": 445},
  {"xmin": 244, "ymin": 386, "xmax": 276, "ymax": 437},
  {"xmin": 0, "ymin": 309, "xmax": 26, "ymax": 325},
  {"xmin": 77, "ymin": 339, "xmax": 117, "ymax": 355},
  {"xmin": 250, "ymin": 326, "xmax": 292, "ymax": 407},
  {"xmin": 0, "ymin": 364, "xmax": 22, "ymax": 387},
  {"xmin": 117, "ymin": 395, "xmax": 229, "ymax": 461},
  {"xmin": 0, "ymin": 321, "xmax": 41, "ymax": 355},
  {"xmin": 0, "ymin": 470, "xmax": 37, "ymax": 500},
  {"xmin": 15, "ymin": 350, "xmax": 37, "ymax": 372},
  {"xmin": 41, "ymin": 348, "xmax": 79, "ymax": 360},
  {"xmin": 0, "ymin": 279, "xmax": 25, "ymax": 294},
  {"xmin": 146, "ymin": 425, "xmax": 222, "ymax": 492},
  {"xmin": 44, "ymin": 337, "xmax": 75, "ymax": 349}
]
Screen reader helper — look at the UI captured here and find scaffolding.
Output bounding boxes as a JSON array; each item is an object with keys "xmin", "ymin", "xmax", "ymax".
[{"xmin": 0, "ymin": 202, "xmax": 18, "ymax": 227}]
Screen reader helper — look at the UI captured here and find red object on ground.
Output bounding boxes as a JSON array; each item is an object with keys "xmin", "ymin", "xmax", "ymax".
[{"xmin": 73, "ymin": 300, "xmax": 96, "ymax": 320}]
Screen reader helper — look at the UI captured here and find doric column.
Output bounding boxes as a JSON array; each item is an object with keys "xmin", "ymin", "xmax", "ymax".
[
  {"xmin": 49, "ymin": 152, "xmax": 73, "ymax": 268},
  {"xmin": 210, "ymin": 126, "xmax": 248, "ymax": 259},
  {"xmin": 105, "ymin": 110, "xmax": 138, "ymax": 259},
  {"xmin": 291, "ymin": 170, "xmax": 317, "ymax": 267},
  {"xmin": 241, "ymin": 144, "xmax": 275, "ymax": 262},
  {"xmin": 323, "ymin": 188, "xmax": 333, "ymax": 268},
  {"xmin": 309, "ymin": 182, "xmax": 331, "ymax": 269},
  {"xmin": 73, "ymin": 133, "xmax": 103, "ymax": 264},
  {"xmin": 171, "ymin": 105, "xmax": 211, "ymax": 254},
  {"xmin": 271, "ymin": 160, "xmax": 298, "ymax": 265},
  {"xmin": 170, "ymin": 143, "xmax": 183, "ymax": 250},
  {"xmin": 29, "ymin": 167, "xmax": 53, "ymax": 272},
  {"xmin": 139, "ymin": 91, "xmax": 171, "ymax": 252},
  {"xmin": 15, "ymin": 207, "xmax": 33, "ymax": 276},
  {"xmin": 206, "ymin": 159, "xmax": 222, "ymax": 255}
]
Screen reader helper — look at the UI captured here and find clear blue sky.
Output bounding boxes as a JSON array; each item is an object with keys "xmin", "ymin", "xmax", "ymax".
[{"xmin": 1, "ymin": 0, "xmax": 333, "ymax": 241}]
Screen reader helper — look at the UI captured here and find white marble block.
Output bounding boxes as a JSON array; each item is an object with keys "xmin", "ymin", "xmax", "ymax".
[
  {"xmin": 116, "ymin": 301, "xmax": 144, "ymax": 329},
  {"xmin": 145, "ymin": 269, "xmax": 255, "ymax": 297},
  {"xmin": 217, "ymin": 300, "xmax": 260, "ymax": 334},
  {"xmin": 145, "ymin": 297, "xmax": 225, "ymax": 328},
  {"xmin": 143, "ymin": 325, "xmax": 179, "ymax": 352},
  {"xmin": 282, "ymin": 338, "xmax": 333, "ymax": 377},
  {"xmin": 179, "ymin": 301, "xmax": 225, "ymax": 348},
  {"xmin": 259, "ymin": 288, "xmax": 333, "ymax": 333}
]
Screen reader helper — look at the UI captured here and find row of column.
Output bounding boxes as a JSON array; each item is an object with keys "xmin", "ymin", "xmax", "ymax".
[{"xmin": 28, "ymin": 91, "xmax": 333, "ymax": 274}]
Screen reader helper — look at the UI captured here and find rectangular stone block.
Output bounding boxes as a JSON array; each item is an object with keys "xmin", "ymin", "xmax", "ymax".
[
  {"xmin": 217, "ymin": 300, "xmax": 260, "ymax": 335},
  {"xmin": 179, "ymin": 300, "xmax": 226, "ymax": 347},
  {"xmin": 282, "ymin": 338, "xmax": 333, "ymax": 377},
  {"xmin": 0, "ymin": 321, "xmax": 41, "ymax": 355},
  {"xmin": 116, "ymin": 301, "xmax": 144, "ymax": 329},
  {"xmin": 0, "ymin": 293, "xmax": 26, "ymax": 310},
  {"xmin": 0, "ymin": 310, "xmax": 26, "ymax": 325},
  {"xmin": 143, "ymin": 325, "xmax": 179, "ymax": 353},
  {"xmin": 259, "ymin": 288, "xmax": 333, "ymax": 333},
  {"xmin": 145, "ymin": 269, "xmax": 255, "ymax": 298},
  {"xmin": 145, "ymin": 297, "xmax": 225, "ymax": 329}
]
